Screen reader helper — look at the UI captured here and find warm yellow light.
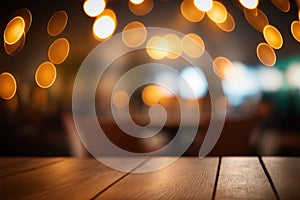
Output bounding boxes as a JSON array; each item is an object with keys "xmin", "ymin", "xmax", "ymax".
[
  {"xmin": 164, "ymin": 34, "xmax": 182, "ymax": 59},
  {"xmin": 113, "ymin": 90, "xmax": 130, "ymax": 109},
  {"xmin": 122, "ymin": 21, "xmax": 147, "ymax": 48},
  {"xmin": 244, "ymin": 8, "xmax": 269, "ymax": 32},
  {"xmin": 182, "ymin": 33, "xmax": 205, "ymax": 58},
  {"xmin": 93, "ymin": 15, "xmax": 116, "ymax": 40},
  {"xmin": 83, "ymin": 0, "xmax": 106, "ymax": 17},
  {"xmin": 4, "ymin": 16, "xmax": 25, "ymax": 45},
  {"xmin": 142, "ymin": 85, "xmax": 161, "ymax": 106},
  {"xmin": 159, "ymin": 87, "xmax": 175, "ymax": 108},
  {"xmin": 146, "ymin": 36, "xmax": 168, "ymax": 60},
  {"xmin": 0, "ymin": 72, "xmax": 17, "ymax": 100},
  {"xmin": 216, "ymin": 12, "xmax": 235, "ymax": 32},
  {"xmin": 4, "ymin": 32, "xmax": 25, "ymax": 56},
  {"xmin": 35, "ymin": 62, "xmax": 57, "ymax": 88},
  {"xmin": 239, "ymin": 0, "xmax": 259, "ymax": 9},
  {"xmin": 128, "ymin": 0, "xmax": 153, "ymax": 16},
  {"xmin": 263, "ymin": 25, "xmax": 283, "ymax": 49},
  {"xmin": 181, "ymin": 0, "xmax": 205, "ymax": 23},
  {"xmin": 298, "ymin": 9, "xmax": 300, "ymax": 21},
  {"xmin": 47, "ymin": 10, "xmax": 68, "ymax": 37},
  {"xmin": 48, "ymin": 38, "xmax": 70, "ymax": 65},
  {"xmin": 270, "ymin": 0, "xmax": 290, "ymax": 12},
  {"xmin": 213, "ymin": 57, "xmax": 235, "ymax": 80},
  {"xmin": 194, "ymin": 0, "xmax": 213, "ymax": 12},
  {"xmin": 13, "ymin": 8, "xmax": 32, "ymax": 34},
  {"xmin": 207, "ymin": 1, "xmax": 227, "ymax": 24},
  {"xmin": 291, "ymin": 21, "xmax": 300, "ymax": 43},
  {"xmin": 130, "ymin": 0, "xmax": 144, "ymax": 5},
  {"xmin": 256, "ymin": 42, "xmax": 276, "ymax": 67}
]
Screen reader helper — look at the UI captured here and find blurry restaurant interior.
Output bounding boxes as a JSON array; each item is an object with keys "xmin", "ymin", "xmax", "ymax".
[{"xmin": 1, "ymin": 0, "xmax": 300, "ymax": 157}]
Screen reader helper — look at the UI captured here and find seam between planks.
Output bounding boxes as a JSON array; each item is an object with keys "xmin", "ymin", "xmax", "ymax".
[
  {"xmin": 212, "ymin": 157, "xmax": 221, "ymax": 200},
  {"xmin": 258, "ymin": 156, "xmax": 280, "ymax": 200},
  {"xmin": 90, "ymin": 157, "xmax": 151, "ymax": 200},
  {"xmin": 0, "ymin": 158, "xmax": 65, "ymax": 179}
]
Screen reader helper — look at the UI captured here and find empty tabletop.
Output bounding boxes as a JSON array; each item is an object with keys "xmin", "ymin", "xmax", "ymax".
[{"xmin": 0, "ymin": 156, "xmax": 299, "ymax": 199}]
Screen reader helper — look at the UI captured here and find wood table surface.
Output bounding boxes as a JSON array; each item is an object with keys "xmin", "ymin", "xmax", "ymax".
[{"xmin": 0, "ymin": 156, "xmax": 299, "ymax": 200}]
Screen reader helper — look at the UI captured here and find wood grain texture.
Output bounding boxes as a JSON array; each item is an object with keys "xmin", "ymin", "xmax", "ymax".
[
  {"xmin": 215, "ymin": 157, "xmax": 276, "ymax": 200},
  {"xmin": 263, "ymin": 157, "xmax": 300, "ymax": 199},
  {"xmin": 0, "ymin": 157, "xmax": 140, "ymax": 200},
  {"xmin": 0, "ymin": 157, "xmax": 63, "ymax": 178},
  {"xmin": 97, "ymin": 157, "xmax": 219, "ymax": 200},
  {"xmin": 0, "ymin": 157, "xmax": 31, "ymax": 168}
]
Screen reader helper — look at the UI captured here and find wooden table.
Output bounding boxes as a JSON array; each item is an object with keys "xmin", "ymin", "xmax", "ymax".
[{"xmin": 0, "ymin": 157, "xmax": 299, "ymax": 199}]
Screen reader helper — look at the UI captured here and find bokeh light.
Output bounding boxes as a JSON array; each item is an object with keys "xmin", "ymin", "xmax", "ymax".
[
  {"xmin": 222, "ymin": 62, "xmax": 260, "ymax": 106},
  {"xmin": 47, "ymin": 10, "xmax": 68, "ymax": 37},
  {"xmin": 4, "ymin": 16, "xmax": 25, "ymax": 45},
  {"xmin": 263, "ymin": 25, "xmax": 283, "ymax": 49},
  {"xmin": 216, "ymin": 12, "xmax": 235, "ymax": 32},
  {"xmin": 256, "ymin": 42, "xmax": 276, "ymax": 66},
  {"xmin": 182, "ymin": 33, "xmax": 205, "ymax": 58},
  {"xmin": 4, "ymin": 32, "xmax": 25, "ymax": 56},
  {"xmin": 270, "ymin": 0, "xmax": 290, "ymax": 12},
  {"xmin": 244, "ymin": 8, "xmax": 269, "ymax": 32},
  {"xmin": 0, "ymin": 72, "xmax": 17, "ymax": 100},
  {"xmin": 179, "ymin": 67, "xmax": 207, "ymax": 99},
  {"xmin": 130, "ymin": 0, "xmax": 144, "ymax": 5},
  {"xmin": 291, "ymin": 21, "xmax": 300, "ymax": 43},
  {"xmin": 207, "ymin": 1, "xmax": 227, "ymax": 24},
  {"xmin": 258, "ymin": 67, "xmax": 283, "ymax": 92},
  {"xmin": 213, "ymin": 56, "xmax": 235, "ymax": 80},
  {"xmin": 239, "ymin": 0, "xmax": 259, "ymax": 9},
  {"xmin": 35, "ymin": 62, "xmax": 57, "ymax": 89},
  {"xmin": 122, "ymin": 21, "xmax": 147, "ymax": 48},
  {"xmin": 181, "ymin": 0, "xmax": 205, "ymax": 23},
  {"xmin": 48, "ymin": 38, "xmax": 70, "ymax": 65},
  {"xmin": 113, "ymin": 90, "xmax": 130, "ymax": 109},
  {"xmin": 146, "ymin": 36, "xmax": 168, "ymax": 60},
  {"xmin": 13, "ymin": 8, "xmax": 32, "ymax": 34},
  {"xmin": 142, "ymin": 85, "xmax": 161, "ymax": 106},
  {"xmin": 83, "ymin": 0, "xmax": 106, "ymax": 17},
  {"xmin": 286, "ymin": 63, "xmax": 300, "ymax": 89},
  {"xmin": 93, "ymin": 10, "xmax": 117, "ymax": 41},
  {"xmin": 128, "ymin": 0, "xmax": 153, "ymax": 16},
  {"xmin": 194, "ymin": 0, "xmax": 213, "ymax": 12},
  {"xmin": 164, "ymin": 34, "xmax": 182, "ymax": 59}
]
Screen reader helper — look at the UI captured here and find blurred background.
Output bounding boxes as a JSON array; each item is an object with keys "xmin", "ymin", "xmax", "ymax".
[{"xmin": 1, "ymin": 0, "xmax": 300, "ymax": 157}]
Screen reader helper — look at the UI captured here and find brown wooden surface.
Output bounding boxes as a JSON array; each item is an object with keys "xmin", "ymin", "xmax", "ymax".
[
  {"xmin": 0, "ymin": 157, "xmax": 299, "ymax": 199},
  {"xmin": 0, "ymin": 157, "xmax": 63, "ymax": 178},
  {"xmin": 215, "ymin": 157, "xmax": 276, "ymax": 200},
  {"xmin": 97, "ymin": 157, "xmax": 219, "ymax": 200},
  {"xmin": 0, "ymin": 157, "xmax": 32, "ymax": 168},
  {"xmin": 0, "ymin": 157, "xmax": 141, "ymax": 199},
  {"xmin": 263, "ymin": 157, "xmax": 300, "ymax": 200}
]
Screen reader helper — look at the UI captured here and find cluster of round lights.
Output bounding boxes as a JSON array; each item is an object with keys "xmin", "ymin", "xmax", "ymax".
[
  {"xmin": 83, "ymin": 0, "xmax": 117, "ymax": 41},
  {"xmin": 85, "ymin": 0, "xmax": 300, "ymax": 68},
  {"xmin": 1, "ymin": 0, "xmax": 299, "ymax": 102},
  {"xmin": 239, "ymin": 0, "xmax": 297, "ymax": 67},
  {"xmin": 181, "ymin": 0, "xmax": 235, "ymax": 32},
  {"xmin": 36, "ymin": 10, "xmax": 70, "ymax": 88},
  {"xmin": 0, "ymin": 9, "xmax": 70, "ymax": 101}
]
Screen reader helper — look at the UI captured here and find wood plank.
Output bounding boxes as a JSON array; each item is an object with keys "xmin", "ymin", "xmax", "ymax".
[
  {"xmin": 0, "ymin": 157, "xmax": 32, "ymax": 168},
  {"xmin": 0, "ymin": 157, "xmax": 63, "ymax": 178},
  {"xmin": 0, "ymin": 157, "xmax": 144, "ymax": 199},
  {"xmin": 263, "ymin": 157, "xmax": 300, "ymax": 199},
  {"xmin": 215, "ymin": 157, "xmax": 276, "ymax": 200},
  {"xmin": 96, "ymin": 157, "xmax": 219, "ymax": 200}
]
